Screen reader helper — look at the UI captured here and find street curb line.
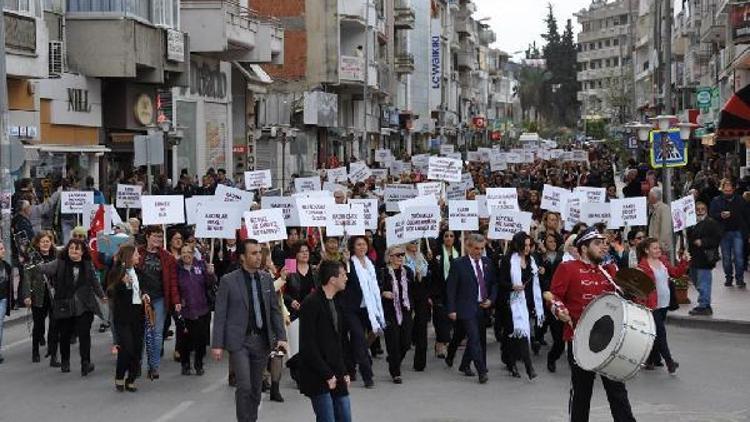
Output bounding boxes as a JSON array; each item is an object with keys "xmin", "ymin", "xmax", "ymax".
[{"xmin": 667, "ymin": 314, "xmax": 750, "ymax": 335}]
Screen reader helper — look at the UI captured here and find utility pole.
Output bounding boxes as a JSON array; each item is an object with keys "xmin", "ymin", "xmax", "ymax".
[
  {"xmin": 362, "ymin": 0, "xmax": 370, "ymax": 164},
  {"xmin": 0, "ymin": 10, "xmax": 12, "ymax": 264},
  {"xmin": 661, "ymin": 0, "xmax": 675, "ymax": 261}
]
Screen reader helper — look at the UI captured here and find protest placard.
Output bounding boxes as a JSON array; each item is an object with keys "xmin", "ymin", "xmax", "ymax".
[
  {"xmin": 488, "ymin": 211, "xmax": 532, "ymax": 240},
  {"xmin": 445, "ymin": 183, "xmax": 467, "ymax": 201},
  {"xmin": 486, "ymin": 187, "xmax": 519, "ymax": 212},
  {"xmin": 444, "ymin": 152, "xmax": 462, "ymax": 161},
  {"xmin": 398, "ymin": 195, "xmax": 436, "ymax": 213},
  {"xmin": 348, "ymin": 163, "xmax": 372, "ymax": 183},
  {"xmin": 243, "ymin": 170, "xmax": 273, "ymax": 190},
  {"xmin": 375, "ymin": 149, "xmax": 392, "ymax": 163},
  {"xmin": 490, "ymin": 152, "xmax": 507, "ymax": 172},
  {"xmin": 478, "ymin": 147, "xmax": 493, "ymax": 163},
  {"xmin": 323, "ymin": 182, "xmax": 348, "ymax": 193},
  {"xmin": 195, "ymin": 202, "xmax": 243, "ymax": 239},
  {"xmin": 462, "ymin": 172, "xmax": 475, "ymax": 188},
  {"xmin": 427, "ymin": 156, "xmax": 462, "ymax": 183},
  {"xmin": 390, "ymin": 160, "xmax": 411, "ymax": 176},
  {"xmin": 116, "ymin": 184, "xmax": 142, "ymax": 209},
  {"xmin": 141, "ymin": 195, "xmax": 185, "ymax": 226},
  {"xmin": 295, "ymin": 196, "xmax": 335, "ymax": 227},
  {"xmin": 476, "ymin": 195, "xmax": 489, "ymax": 218},
  {"xmin": 244, "ymin": 208, "xmax": 288, "ymax": 243},
  {"xmin": 540, "ymin": 185, "xmax": 570, "ymax": 213},
  {"xmin": 504, "ymin": 152, "xmax": 522, "ymax": 164},
  {"xmin": 572, "ymin": 150, "xmax": 589, "ymax": 162},
  {"xmin": 261, "ymin": 196, "xmax": 301, "ymax": 226},
  {"xmin": 563, "ymin": 197, "xmax": 582, "ymax": 231},
  {"xmin": 326, "ymin": 167, "xmax": 348, "ymax": 183},
  {"xmin": 61, "ymin": 191, "xmax": 94, "ymax": 214},
  {"xmin": 466, "ymin": 151, "xmax": 482, "ymax": 162},
  {"xmin": 573, "ymin": 186, "xmax": 606, "ymax": 204},
  {"xmin": 294, "ymin": 176, "xmax": 321, "ymax": 193},
  {"xmin": 185, "ymin": 196, "xmax": 209, "ymax": 225},
  {"xmin": 384, "ymin": 184, "xmax": 418, "ymax": 212},
  {"xmin": 349, "ymin": 198, "xmax": 378, "ymax": 230},
  {"xmin": 292, "ymin": 190, "xmax": 333, "ymax": 199},
  {"xmin": 609, "ymin": 197, "xmax": 647, "ymax": 227},
  {"xmin": 386, "ymin": 213, "xmax": 407, "ymax": 247},
  {"xmin": 402, "ymin": 206, "xmax": 441, "ymax": 240},
  {"xmin": 671, "ymin": 196, "xmax": 697, "ymax": 232},
  {"xmin": 440, "ymin": 144, "xmax": 455, "ymax": 155},
  {"xmin": 580, "ymin": 202, "xmax": 613, "ymax": 226},
  {"xmin": 417, "ymin": 182, "xmax": 443, "ymax": 201},
  {"xmin": 449, "ymin": 200, "xmax": 479, "ymax": 231},
  {"xmin": 371, "ymin": 168, "xmax": 389, "ymax": 182},
  {"xmin": 411, "ymin": 154, "xmax": 430, "ymax": 170},
  {"xmin": 215, "ymin": 184, "xmax": 254, "ymax": 211},
  {"xmin": 325, "ymin": 203, "xmax": 366, "ymax": 237}
]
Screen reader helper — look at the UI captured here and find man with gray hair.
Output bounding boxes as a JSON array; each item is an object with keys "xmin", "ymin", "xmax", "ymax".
[{"xmin": 648, "ymin": 186, "xmax": 672, "ymax": 256}]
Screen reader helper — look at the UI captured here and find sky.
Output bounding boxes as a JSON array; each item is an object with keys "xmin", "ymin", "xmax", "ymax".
[{"xmin": 473, "ymin": 0, "xmax": 593, "ymax": 59}]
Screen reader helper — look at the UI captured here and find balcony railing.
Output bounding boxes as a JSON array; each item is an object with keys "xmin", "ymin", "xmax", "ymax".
[
  {"xmin": 394, "ymin": 4, "xmax": 415, "ymax": 30},
  {"xmin": 394, "ymin": 53, "xmax": 415, "ymax": 74}
]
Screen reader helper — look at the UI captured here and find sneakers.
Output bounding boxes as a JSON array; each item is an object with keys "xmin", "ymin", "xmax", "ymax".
[
  {"xmin": 689, "ymin": 306, "xmax": 713, "ymax": 316},
  {"xmin": 667, "ymin": 360, "xmax": 679, "ymax": 375},
  {"xmin": 725, "ymin": 279, "xmax": 734, "ymax": 287},
  {"xmin": 737, "ymin": 281, "xmax": 747, "ymax": 288}
]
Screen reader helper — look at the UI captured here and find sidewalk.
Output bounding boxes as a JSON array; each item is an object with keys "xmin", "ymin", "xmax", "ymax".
[{"xmin": 667, "ymin": 269, "xmax": 750, "ymax": 334}]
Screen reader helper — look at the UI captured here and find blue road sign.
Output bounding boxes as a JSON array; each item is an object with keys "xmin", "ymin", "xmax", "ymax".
[{"xmin": 649, "ymin": 129, "xmax": 688, "ymax": 168}]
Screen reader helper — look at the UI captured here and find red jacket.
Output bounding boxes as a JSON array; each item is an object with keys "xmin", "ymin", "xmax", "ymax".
[
  {"xmin": 136, "ymin": 246, "xmax": 180, "ymax": 310},
  {"xmin": 550, "ymin": 260, "xmax": 619, "ymax": 342},
  {"xmin": 636, "ymin": 257, "xmax": 689, "ymax": 310}
]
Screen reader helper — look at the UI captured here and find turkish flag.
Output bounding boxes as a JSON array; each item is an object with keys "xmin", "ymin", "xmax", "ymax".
[{"xmin": 89, "ymin": 205, "xmax": 106, "ymax": 269}]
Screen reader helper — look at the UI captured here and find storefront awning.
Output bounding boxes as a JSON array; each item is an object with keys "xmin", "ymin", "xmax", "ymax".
[
  {"xmin": 717, "ymin": 84, "xmax": 750, "ymax": 139},
  {"xmin": 24, "ymin": 144, "xmax": 112, "ymax": 156},
  {"xmin": 232, "ymin": 61, "xmax": 273, "ymax": 94}
]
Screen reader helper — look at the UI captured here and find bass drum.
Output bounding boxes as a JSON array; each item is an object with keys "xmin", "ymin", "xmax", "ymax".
[{"xmin": 573, "ymin": 293, "xmax": 655, "ymax": 383}]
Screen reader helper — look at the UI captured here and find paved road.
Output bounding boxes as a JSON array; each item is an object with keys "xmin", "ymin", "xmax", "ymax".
[{"xmin": 0, "ymin": 318, "xmax": 748, "ymax": 422}]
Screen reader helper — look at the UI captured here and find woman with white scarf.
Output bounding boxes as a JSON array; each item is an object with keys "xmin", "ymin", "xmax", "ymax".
[
  {"xmin": 340, "ymin": 235, "xmax": 385, "ymax": 389},
  {"xmin": 379, "ymin": 245, "xmax": 414, "ymax": 384},
  {"xmin": 498, "ymin": 232, "xmax": 542, "ymax": 380}
]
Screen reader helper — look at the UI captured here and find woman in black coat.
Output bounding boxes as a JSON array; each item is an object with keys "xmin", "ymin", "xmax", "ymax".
[
  {"xmin": 378, "ymin": 245, "xmax": 415, "ymax": 384},
  {"xmin": 107, "ymin": 243, "xmax": 146, "ymax": 392},
  {"xmin": 535, "ymin": 232, "xmax": 565, "ymax": 372},
  {"xmin": 20, "ymin": 231, "xmax": 58, "ymax": 363},
  {"xmin": 283, "ymin": 242, "xmax": 319, "ymax": 322},
  {"xmin": 36, "ymin": 238, "xmax": 104, "ymax": 375},
  {"xmin": 0, "ymin": 243, "xmax": 12, "ymax": 364}
]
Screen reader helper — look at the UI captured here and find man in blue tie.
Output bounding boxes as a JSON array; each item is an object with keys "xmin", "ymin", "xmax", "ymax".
[
  {"xmin": 446, "ymin": 233, "xmax": 498, "ymax": 384},
  {"xmin": 212, "ymin": 239, "xmax": 288, "ymax": 422}
]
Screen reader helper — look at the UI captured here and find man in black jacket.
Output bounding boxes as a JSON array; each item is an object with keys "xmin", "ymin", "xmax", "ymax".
[
  {"xmin": 298, "ymin": 260, "xmax": 352, "ymax": 422},
  {"xmin": 687, "ymin": 201, "xmax": 724, "ymax": 315},
  {"xmin": 709, "ymin": 179, "xmax": 749, "ymax": 287}
]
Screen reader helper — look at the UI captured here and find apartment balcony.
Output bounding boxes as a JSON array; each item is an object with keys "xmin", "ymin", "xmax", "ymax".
[
  {"xmin": 339, "ymin": 55, "xmax": 377, "ymax": 88},
  {"xmin": 699, "ymin": 4, "xmax": 725, "ymax": 44},
  {"xmin": 339, "ymin": 0, "xmax": 376, "ymax": 27},
  {"xmin": 577, "ymin": 25, "xmax": 629, "ymax": 44},
  {"xmin": 455, "ymin": 15, "xmax": 473, "ymax": 35},
  {"xmin": 576, "ymin": 67, "xmax": 622, "ymax": 82},
  {"xmin": 394, "ymin": 3, "xmax": 415, "ymax": 30},
  {"xmin": 478, "ymin": 28, "xmax": 496, "ymax": 46},
  {"xmin": 4, "ymin": 7, "xmax": 48, "ymax": 78},
  {"xmin": 394, "ymin": 53, "xmax": 415, "ymax": 74},
  {"xmin": 457, "ymin": 52, "xmax": 477, "ymax": 71},
  {"xmin": 577, "ymin": 46, "xmax": 623, "ymax": 62}
]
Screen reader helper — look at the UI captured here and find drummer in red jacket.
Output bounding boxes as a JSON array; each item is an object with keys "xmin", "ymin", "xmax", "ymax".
[
  {"xmin": 549, "ymin": 227, "xmax": 636, "ymax": 422},
  {"xmin": 636, "ymin": 237, "xmax": 690, "ymax": 374}
]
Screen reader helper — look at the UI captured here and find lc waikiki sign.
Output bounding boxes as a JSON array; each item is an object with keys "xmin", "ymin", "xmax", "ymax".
[{"xmin": 429, "ymin": 17, "xmax": 442, "ymax": 110}]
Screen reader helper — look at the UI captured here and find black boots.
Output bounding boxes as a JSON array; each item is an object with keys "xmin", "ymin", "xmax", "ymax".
[{"xmin": 270, "ymin": 382, "xmax": 284, "ymax": 402}]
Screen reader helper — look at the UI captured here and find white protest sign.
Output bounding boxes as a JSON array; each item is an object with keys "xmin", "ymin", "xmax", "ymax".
[
  {"xmin": 563, "ymin": 197, "xmax": 582, "ymax": 231},
  {"xmin": 82, "ymin": 203, "xmax": 113, "ymax": 234},
  {"xmin": 390, "ymin": 160, "xmax": 411, "ymax": 176},
  {"xmin": 398, "ymin": 195, "xmax": 436, "ymax": 213},
  {"xmin": 294, "ymin": 176, "xmax": 321, "ymax": 193},
  {"xmin": 476, "ymin": 195, "xmax": 489, "ymax": 218},
  {"xmin": 462, "ymin": 172, "xmax": 474, "ymax": 188},
  {"xmin": 572, "ymin": 150, "xmax": 589, "ymax": 162},
  {"xmin": 326, "ymin": 203, "xmax": 366, "ymax": 237},
  {"xmin": 141, "ymin": 195, "xmax": 185, "ymax": 226},
  {"xmin": 323, "ymin": 182, "xmax": 348, "ymax": 194},
  {"xmin": 215, "ymin": 184, "xmax": 254, "ymax": 211},
  {"xmin": 505, "ymin": 152, "xmax": 522, "ymax": 164},
  {"xmin": 116, "ymin": 184, "xmax": 142, "ymax": 209},
  {"xmin": 185, "ymin": 196, "xmax": 209, "ymax": 225},
  {"xmin": 384, "ymin": 184, "xmax": 418, "ymax": 212},
  {"xmin": 349, "ymin": 198, "xmax": 378, "ymax": 230},
  {"xmin": 580, "ymin": 202, "xmax": 613, "ymax": 226},
  {"xmin": 375, "ymin": 149, "xmax": 392, "ymax": 163},
  {"xmin": 490, "ymin": 152, "xmax": 507, "ymax": 172},
  {"xmin": 371, "ymin": 168, "xmax": 389, "ymax": 182},
  {"xmin": 449, "ymin": 200, "xmax": 479, "ymax": 231},
  {"xmin": 417, "ymin": 182, "xmax": 443, "ymax": 201},
  {"xmin": 402, "ymin": 206, "xmax": 441, "ymax": 241},
  {"xmin": 537, "ymin": 149, "xmax": 552, "ymax": 161},
  {"xmin": 522, "ymin": 152, "xmax": 535, "ymax": 163},
  {"xmin": 466, "ymin": 151, "xmax": 482, "ymax": 162},
  {"xmin": 440, "ymin": 144, "xmax": 455, "ymax": 155},
  {"xmin": 486, "ymin": 188, "xmax": 519, "ymax": 212},
  {"xmin": 386, "ymin": 213, "xmax": 407, "ymax": 247},
  {"xmin": 261, "ymin": 196, "xmax": 301, "ymax": 226},
  {"xmin": 292, "ymin": 190, "xmax": 333, "ymax": 199},
  {"xmin": 540, "ymin": 185, "xmax": 570, "ymax": 213},
  {"xmin": 671, "ymin": 196, "xmax": 697, "ymax": 232},
  {"xmin": 411, "ymin": 154, "xmax": 430, "ymax": 170},
  {"xmin": 243, "ymin": 170, "xmax": 273, "ymax": 190},
  {"xmin": 445, "ymin": 183, "xmax": 467, "ymax": 201},
  {"xmin": 445, "ymin": 152, "xmax": 462, "ymax": 161},
  {"xmin": 195, "ymin": 202, "xmax": 243, "ymax": 239},
  {"xmin": 478, "ymin": 147, "xmax": 493, "ymax": 163},
  {"xmin": 326, "ymin": 167, "xmax": 349, "ymax": 183},
  {"xmin": 348, "ymin": 163, "xmax": 372, "ymax": 183},
  {"xmin": 550, "ymin": 149, "xmax": 564, "ymax": 159},
  {"xmin": 573, "ymin": 186, "xmax": 607, "ymax": 204},
  {"xmin": 295, "ymin": 196, "xmax": 335, "ymax": 227},
  {"xmin": 244, "ymin": 208, "xmax": 288, "ymax": 243},
  {"xmin": 488, "ymin": 211, "xmax": 532, "ymax": 240},
  {"xmin": 61, "ymin": 191, "xmax": 94, "ymax": 214},
  {"xmin": 610, "ymin": 197, "xmax": 647, "ymax": 227},
  {"xmin": 428, "ymin": 156, "xmax": 462, "ymax": 183}
]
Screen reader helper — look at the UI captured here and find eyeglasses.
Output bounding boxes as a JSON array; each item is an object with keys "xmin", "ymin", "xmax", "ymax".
[
  {"xmin": 391, "ymin": 253, "xmax": 405, "ymax": 258},
  {"xmin": 444, "ymin": 234, "xmax": 455, "ymax": 238}
]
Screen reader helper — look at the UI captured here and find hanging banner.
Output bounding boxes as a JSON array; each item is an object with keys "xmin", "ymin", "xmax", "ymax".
[
  {"xmin": 141, "ymin": 195, "xmax": 185, "ymax": 226},
  {"xmin": 349, "ymin": 198, "xmax": 379, "ymax": 230},
  {"xmin": 488, "ymin": 211, "xmax": 532, "ymax": 240},
  {"xmin": 215, "ymin": 184, "xmax": 254, "ymax": 211},
  {"xmin": 116, "ymin": 184, "xmax": 142, "ymax": 209},
  {"xmin": 195, "ymin": 202, "xmax": 243, "ymax": 239},
  {"xmin": 244, "ymin": 170, "xmax": 273, "ymax": 190},
  {"xmin": 449, "ymin": 200, "xmax": 479, "ymax": 231},
  {"xmin": 294, "ymin": 176, "xmax": 321, "ymax": 193},
  {"xmin": 325, "ymin": 203, "xmax": 366, "ymax": 237},
  {"xmin": 327, "ymin": 167, "xmax": 348, "ymax": 183},
  {"xmin": 244, "ymin": 208, "xmax": 288, "ymax": 243},
  {"xmin": 540, "ymin": 185, "xmax": 570, "ymax": 213},
  {"xmin": 295, "ymin": 196, "xmax": 335, "ymax": 227},
  {"xmin": 427, "ymin": 156, "xmax": 462, "ymax": 183},
  {"xmin": 486, "ymin": 187, "xmax": 519, "ymax": 212},
  {"xmin": 262, "ymin": 196, "xmax": 301, "ymax": 226},
  {"xmin": 384, "ymin": 184, "xmax": 418, "ymax": 212},
  {"xmin": 61, "ymin": 191, "xmax": 94, "ymax": 214}
]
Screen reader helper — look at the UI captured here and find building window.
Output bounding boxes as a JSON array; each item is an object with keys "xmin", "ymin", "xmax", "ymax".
[
  {"xmin": 613, "ymin": 57, "xmax": 619, "ymax": 67},
  {"xmin": 4, "ymin": 0, "xmax": 30, "ymax": 12},
  {"xmin": 613, "ymin": 38, "xmax": 619, "ymax": 46},
  {"xmin": 152, "ymin": 0, "xmax": 177, "ymax": 28},
  {"xmin": 605, "ymin": 39, "xmax": 610, "ymax": 47}
]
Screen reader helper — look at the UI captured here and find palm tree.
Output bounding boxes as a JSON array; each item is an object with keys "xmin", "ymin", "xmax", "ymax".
[{"xmin": 518, "ymin": 65, "xmax": 550, "ymax": 127}]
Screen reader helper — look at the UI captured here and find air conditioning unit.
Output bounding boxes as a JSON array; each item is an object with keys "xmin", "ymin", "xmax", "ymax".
[{"xmin": 48, "ymin": 41, "xmax": 65, "ymax": 77}]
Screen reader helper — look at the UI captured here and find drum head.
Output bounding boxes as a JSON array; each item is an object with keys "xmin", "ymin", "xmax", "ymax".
[{"xmin": 573, "ymin": 293, "xmax": 625, "ymax": 372}]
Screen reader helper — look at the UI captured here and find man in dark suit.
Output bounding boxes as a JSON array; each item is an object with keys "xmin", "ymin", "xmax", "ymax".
[
  {"xmin": 298, "ymin": 260, "xmax": 352, "ymax": 421},
  {"xmin": 446, "ymin": 233, "xmax": 497, "ymax": 384},
  {"xmin": 212, "ymin": 239, "xmax": 288, "ymax": 422}
]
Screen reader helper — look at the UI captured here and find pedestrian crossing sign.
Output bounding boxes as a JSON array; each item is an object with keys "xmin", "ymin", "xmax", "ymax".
[{"xmin": 649, "ymin": 129, "xmax": 688, "ymax": 168}]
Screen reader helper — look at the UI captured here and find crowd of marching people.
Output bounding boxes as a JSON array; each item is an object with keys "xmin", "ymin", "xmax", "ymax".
[{"xmin": 1, "ymin": 141, "xmax": 749, "ymax": 422}]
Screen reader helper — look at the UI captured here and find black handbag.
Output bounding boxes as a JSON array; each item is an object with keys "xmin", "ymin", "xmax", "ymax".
[{"xmin": 52, "ymin": 297, "xmax": 76, "ymax": 319}]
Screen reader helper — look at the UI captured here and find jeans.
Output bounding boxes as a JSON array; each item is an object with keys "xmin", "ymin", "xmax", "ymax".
[
  {"xmin": 310, "ymin": 393, "xmax": 352, "ymax": 422},
  {"xmin": 145, "ymin": 297, "xmax": 167, "ymax": 371},
  {"xmin": 690, "ymin": 267, "xmax": 713, "ymax": 308},
  {"xmin": 720, "ymin": 231, "xmax": 745, "ymax": 282},
  {"xmin": 0, "ymin": 298, "xmax": 6, "ymax": 351}
]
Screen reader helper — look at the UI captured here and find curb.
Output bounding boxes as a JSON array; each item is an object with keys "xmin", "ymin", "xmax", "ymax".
[
  {"xmin": 4, "ymin": 311, "xmax": 31, "ymax": 329},
  {"xmin": 667, "ymin": 314, "xmax": 750, "ymax": 335}
]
